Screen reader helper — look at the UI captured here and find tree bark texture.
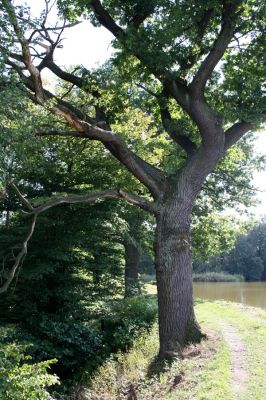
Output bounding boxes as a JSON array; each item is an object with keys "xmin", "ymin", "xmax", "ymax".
[
  {"xmin": 124, "ymin": 239, "xmax": 140, "ymax": 298},
  {"xmin": 155, "ymin": 190, "xmax": 204, "ymax": 358}
]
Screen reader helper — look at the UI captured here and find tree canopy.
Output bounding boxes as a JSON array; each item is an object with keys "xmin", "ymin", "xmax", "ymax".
[{"xmin": 0, "ymin": 0, "xmax": 265, "ymax": 358}]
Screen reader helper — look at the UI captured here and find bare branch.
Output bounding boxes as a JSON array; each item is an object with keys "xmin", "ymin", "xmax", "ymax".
[
  {"xmin": 0, "ymin": 182, "xmax": 156, "ymax": 294},
  {"xmin": 33, "ymin": 189, "xmax": 156, "ymax": 215},
  {"xmin": 117, "ymin": 190, "xmax": 157, "ymax": 213},
  {"xmin": 0, "ymin": 214, "xmax": 37, "ymax": 294},
  {"xmin": 10, "ymin": 183, "xmax": 34, "ymax": 211},
  {"xmin": 28, "ymin": 21, "xmax": 81, "ymax": 43},
  {"xmin": 2, "ymin": 0, "xmax": 45, "ymax": 103},
  {"xmin": 224, "ymin": 110, "xmax": 266, "ymax": 150},
  {"xmin": 39, "ymin": 57, "xmax": 84, "ymax": 85},
  {"xmin": 10, "ymin": 65, "xmax": 165, "ymax": 198}
]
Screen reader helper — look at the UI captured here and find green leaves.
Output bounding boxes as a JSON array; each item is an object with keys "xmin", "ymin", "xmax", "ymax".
[
  {"xmin": 192, "ymin": 213, "xmax": 241, "ymax": 261},
  {"xmin": 18, "ymin": 316, "xmax": 103, "ymax": 370},
  {"xmin": 0, "ymin": 331, "xmax": 59, "ymax": 400}
]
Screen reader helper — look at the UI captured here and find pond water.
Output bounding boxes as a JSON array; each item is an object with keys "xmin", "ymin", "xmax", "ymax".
[{"xmin": 193, "ymin": 282, "xmax": 266, "ymax": 309}]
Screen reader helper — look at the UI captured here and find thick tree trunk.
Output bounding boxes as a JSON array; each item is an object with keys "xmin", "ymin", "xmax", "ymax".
[
  {"xmin": 124, "ymin": 239, "xmax": 140, "ymax": 298},
  {"xmin": 155, "ymin": 198, "xmax": 203, "ymax": 358}
]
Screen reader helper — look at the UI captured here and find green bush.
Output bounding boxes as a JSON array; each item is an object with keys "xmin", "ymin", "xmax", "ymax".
[
  {"xmin": 0, "ymin": 340, "xmax": 58, "ymax": 400},
  {"xmin": 101, "ymin": 296, "xmax": 158, "ymax": 351},
  {"xmin": 3, "ymin": 296, "xmax": 157, "ymax": 393},
  {"xmin": 15, "ymin": 315, "xmax": 103, "ymax": 374}
]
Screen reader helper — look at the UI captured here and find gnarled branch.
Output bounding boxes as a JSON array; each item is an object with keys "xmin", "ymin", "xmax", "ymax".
[
  {"xmin": 39, "ymin": 123, "xmax": 166, "ymax": 199},
  {"xmin": 0, "ymin": 183, "xmax": 157, "ymax": 294},
  {"xmin": 1, "ymin": 1, "xmax": 166, "ymax": 199},
  {"xmin": 32, "ymin": 189, "xmax": 156, "ymax": 215}
]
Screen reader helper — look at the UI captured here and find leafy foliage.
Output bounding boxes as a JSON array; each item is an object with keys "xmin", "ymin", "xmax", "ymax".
[
  {"xmin": 0, "ymin": 328, "xmax": 59, "ymax": 400},
  {"xmin": 15, "ymin": 317, "xmax": 103, "ymax": 374},
  {"xmin": 100, "ymin": 295, "xmax": 158, "ymax": 351}
]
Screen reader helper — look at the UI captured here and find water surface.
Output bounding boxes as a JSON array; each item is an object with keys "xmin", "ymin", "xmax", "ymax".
[{"xmin": 193, "ymin": 282, "xmax": 266, "ymax": 309}]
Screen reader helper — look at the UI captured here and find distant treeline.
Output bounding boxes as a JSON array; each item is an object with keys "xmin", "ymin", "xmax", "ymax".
[{"xmin": 194, "ymin": 222, "xmax": 266, "ymax": 281}]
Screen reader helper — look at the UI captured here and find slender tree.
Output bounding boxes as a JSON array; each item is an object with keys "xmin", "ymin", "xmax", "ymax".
[{"xmin": 0, "ymin": 0, "xmax": 265, "ymax": 357}]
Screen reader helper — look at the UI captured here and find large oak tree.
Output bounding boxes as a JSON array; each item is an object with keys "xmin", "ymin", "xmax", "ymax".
[{"xmin": 0, "ymin": 0, "xmax": 265, "ymax": 357}]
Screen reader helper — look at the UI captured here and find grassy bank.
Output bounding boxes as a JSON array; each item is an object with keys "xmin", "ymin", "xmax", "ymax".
[{"xmin": 71, "ymin": 299, "xmax": 266, "ymax": 400}]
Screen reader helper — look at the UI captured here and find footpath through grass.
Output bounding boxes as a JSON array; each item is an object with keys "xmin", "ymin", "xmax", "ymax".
[{"xmin": 72, "ymin": 298, "xmax": 266, "ymax": 400}]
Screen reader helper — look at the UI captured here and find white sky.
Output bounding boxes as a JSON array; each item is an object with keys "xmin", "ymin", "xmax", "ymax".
[{"xmin": 13, "ymin": 1, "xmax": 266, "ymax": 218}]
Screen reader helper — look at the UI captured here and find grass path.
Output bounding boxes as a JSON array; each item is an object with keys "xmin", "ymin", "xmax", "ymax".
[
  {"xmin": 219, "ymin": 321, "xmax": 248, "ymax": 396},
  {"xmin": 73, "ymin": 300, "xmax": 266, "ymax": 400},
  {"xmin": 196, "ymin": 301, "xmax": 266, "ymax": 400}
]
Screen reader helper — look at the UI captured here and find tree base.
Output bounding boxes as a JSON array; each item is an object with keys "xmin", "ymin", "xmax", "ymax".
[
  {"xmin": 184, "ymin": 318, "xmax": 207, "ymax": 345},
  {"xmin": 158, "ymin": 318, "xmax": 206, "ymax": 361}
]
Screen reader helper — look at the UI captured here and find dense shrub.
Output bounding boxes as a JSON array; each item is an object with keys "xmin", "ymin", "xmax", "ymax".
[
  {"xmin": 101, "ymin": 296, "xmax": 158, "ymax": 351},
  {"xmin": 1, "ymin": 296, "xmax": 157, "ymax": 398},
  {"xmin": 14, "ymin": 316, "xmax": 103, "ymax": 376}
]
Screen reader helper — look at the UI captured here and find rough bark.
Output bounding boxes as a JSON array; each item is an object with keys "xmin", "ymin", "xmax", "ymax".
[
  {"xmin": 124, "ymin": 239, "xmax": 141, "ymax": 298},
  {"xmin": 155, "ymin": 189, "xmax": 204, "ymax": 358},
  {"xmin": 154, "ymin": 136, "xmax": 224, "ymax": 356}
]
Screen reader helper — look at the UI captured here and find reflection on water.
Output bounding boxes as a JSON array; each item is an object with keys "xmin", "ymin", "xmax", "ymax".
[{"xmin": 193, "ymin": 282, "xmax": 266, "ymax": 309}]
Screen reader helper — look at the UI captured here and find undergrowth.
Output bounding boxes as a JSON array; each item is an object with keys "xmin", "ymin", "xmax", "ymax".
[{"xmin": 68, "ymin": 299, "xmax": 266, "ymax": 400}]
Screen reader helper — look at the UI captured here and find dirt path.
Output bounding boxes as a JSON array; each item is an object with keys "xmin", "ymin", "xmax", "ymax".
[{"xmin": 220, "ymin": 321, "xmax": 248, "ymax": 397}]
